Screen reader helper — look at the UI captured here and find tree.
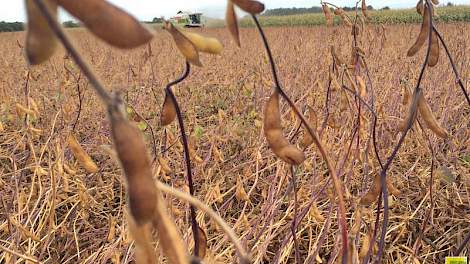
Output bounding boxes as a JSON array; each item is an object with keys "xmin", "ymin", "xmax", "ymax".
[{"xmin": 152, "ymin": 17, "xmax": 164, "ymax": 23}]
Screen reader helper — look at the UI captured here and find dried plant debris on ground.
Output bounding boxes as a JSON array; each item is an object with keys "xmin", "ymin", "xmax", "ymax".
[{"xmin": 0, "ymin": 7, "xmax": 469, "ymax": 264}]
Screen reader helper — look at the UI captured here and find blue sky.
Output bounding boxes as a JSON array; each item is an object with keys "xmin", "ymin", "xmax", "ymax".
[{"xmin": 0, "ymin": 0, "xmax": 469, "ymax": 22}]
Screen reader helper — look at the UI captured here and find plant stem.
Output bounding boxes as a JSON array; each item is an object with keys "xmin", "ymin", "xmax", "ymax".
[
  {"xmin": 433, "ymin": 27, "xmax": 470, "ymax": 106},
  {"xmin": 164, "ymin": 61, "xmax": 200, "ymax": 256},
  {"xmin": 252, "ymin": 14, "xmax": 349, "ymax": 263}
]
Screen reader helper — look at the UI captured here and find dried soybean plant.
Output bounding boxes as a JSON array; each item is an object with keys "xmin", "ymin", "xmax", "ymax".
[
  {"xmin": 357, "ymin": 0, "xmax": 468, "ymax": 262},
  {"xmin": 226, "ymin": 0, "xmax": 353, "ymax": 262},
  {"xmin": 25, "ymin": 0, "xmax": 248, "ymax": 263},
  {"xmin": 319, "ymin": 0, "xmax": 469, "ymax": 263}
]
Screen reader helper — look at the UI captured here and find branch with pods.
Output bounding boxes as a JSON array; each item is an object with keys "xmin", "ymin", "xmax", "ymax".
[{"xmin": 26, "ymin": 0, "xmax": 248, "ymax": 263}]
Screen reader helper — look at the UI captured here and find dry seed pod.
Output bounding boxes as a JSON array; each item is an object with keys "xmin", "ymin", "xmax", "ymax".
[
  {"xmin": 357, "ymin": 76, "xmax": 367, "ymax": 98},
  {"xmin": 427, "ymin": 31, "xmax": 440, "ymax": 67},
  {"xmin": 161, "ymin": 93, "xmax": 177, "ymax": 126},
  {"xmin": 194, "ymin": 226, "xmax": 208, "ymax": 259},
  {"xmin": 226, "ymin": 1, "xmax": 241, "ymax": 47},
  {"xmin": 152, "ymin": 193, "xmax": 189, "ymax": 264},
  {"xmin": 235, "ymin": 177, "xmax": 249, "ymax": 201},
  {"xmin": 56, "ymin": 0, "xmax": 153, "ymax": 49},
  {"xmin": 431, "ymin": 0, "xmax": 439, "ymax": 4},
  {"xmin": 360, "ymin": 174, "xmax": 402, "ymax": 206},
  {"xmin": 67, "ymin": 133, "xmax": 99, "ymax": 173},
  {"xmin": 334, "ymin": 8, "xmax": 344, "ymax": 16},
  {"xmin": 330, "ymin": 46, "xmax": 344, "ymax": 66},
  {"xmin": 264, "ymin": 91, "xmax": 306, "ymax": 165},
  {"xmin": 398, "ymin": 86, "xmax": 412, "ymax": 131},
  {"xmin": 300, "ymin": 106, "xmax": 317, "ymax": 148},
  {"xmin": 108, "ymin": 103, "xmax": 157, "ymax": 225},
  {"xmin": 158, "ymin": 157, "xmax": 172, "ymax": 174},
  {"xmin": 163, "ymin": 21, "xmax": 202, "ymax": 66},
  {"xmin": 341, "ymin": 14, "xmax": 353, "ymax": 27},
  {"xmin": 25, "ymin": 0, "xmax": 58, "ymax": 65},
  {"xmin": 181, "ymin": 32, "xmax": 223, "ymax": 55},
  {"xmin": 407, "ymin": 3, "xmax": 431, "ymax": 57},
  {"xmin": 322, "ymin": 4, "xmax": 333, "ymax": 26},
  {"xmin": 361, "ymin": 0, "xmax": 369, "ymax": 19},
  {"xmin": 127, "ymin": 216, "xmax": 157, "ymax": 264},
  {"xmin": 15, "ymin": 103, "xmax": 36, "ymax": 118},
  {"xmin": 359, "ymin": 233, "xmax": 371, "ymax": 259},
  {"xmin": 417, "ymin": 91, "xmax": 449, "ymax": 138},
  {"xmin": 416, "ymin": 0, "xmax": 424, "ymax": 15},
  {"xmin": 231, "ymin": 0, "xmax": 265, "ymax": 14}
]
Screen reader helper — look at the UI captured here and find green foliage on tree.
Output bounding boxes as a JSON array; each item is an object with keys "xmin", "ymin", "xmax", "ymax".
[{"xmin": 0, "ymin": 21, "xmax": 24, "ymax": 32}]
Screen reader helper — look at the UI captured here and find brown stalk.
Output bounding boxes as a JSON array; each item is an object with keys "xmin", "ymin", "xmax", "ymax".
[
  {"xmin": 163, "ymin": 61, "xmax": 201, "ymax": 257},
  {"xmin": 251, "ymin": 14, "xmax": 349, "ymax": 263}
]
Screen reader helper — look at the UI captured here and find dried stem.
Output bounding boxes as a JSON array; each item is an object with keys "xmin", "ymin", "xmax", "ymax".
[
  {"xmin": 71, "ymin": 73, "xmax": 83, "ymax": 132},
  {"xmin": 290, "ymin": 166, "xmax": 300, "ymax": 263},
  {"xmin": 455, "ymin": 231, "xmax": 470, "ymax": 256},
  {"xmin": 432, "ymin": 27, "xmax": 470, "ymax": 106},
  {"xmin": 164, "ymin": 61, "xmax": 200, "ymax": 256},
  {"xmin": 251, "ymin": 14, "xmax": 349, "ymax": 263}
]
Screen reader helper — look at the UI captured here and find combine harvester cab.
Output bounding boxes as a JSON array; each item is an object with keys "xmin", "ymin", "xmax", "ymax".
[{"xmin": 171, "ymin": 11, "xmax": 204, "ymax": 28}]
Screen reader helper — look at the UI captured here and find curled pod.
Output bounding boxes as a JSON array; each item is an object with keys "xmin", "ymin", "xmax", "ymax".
[
  {"xmin": 231, "ymin": 0, "xmax": 265, "ymax": 14},
  {"xmin": 25, "ymin": 0, "xmax": 58, "ymax": 65},
  {"xmin": 56, "ymin": 0, "xmax": 153, "ymax": 49},
  {"xmin": 108, "ymin": 103, "xmax": 157, "ymax": 225},
  {"xmin": 300, "ymin": 106, "xmax": 317, "ymax": 148},
  {"xmin": 67, "ymin": 133, "xmax": 99, "ymax": 173},
  {"xmin": 163, "ymin": 21, "xmax": 202, "ymax": 66},
  {"xmin": 264, "ymin": 91, "xmax": 305, "ymax": 165},
  {"xmin": 226, "ymin": 1, "xmax": 241, "ymax": 47},
  {"xmin": 427, "ymin": 30, "xmax": 440, "ymax": 67},
  {"xmin": 334, "ymin": 8, "xmax": 344, "ymax": 16},
  {"xmin": 340, "ymin": 14, "xmax": 352, "ymax": 27},
  {"xmin": 194, "ymin": 226, "xmax": 208, "ymax": 259},
  {"xmin": 161, "ymin": 92, "xmax": 177, "ymax": 126},
  {"xmin": 322, "ymin": 4, "xmax": 333, "ymax": 26},
  {"xmin": 181, "ymin": 32, "xmax": 223, "ymax": 55},
  {"xmin": 357, "ymin": 76, "xmax": 367, "ymax": 98},
  {"xmin": 361, "ymin": 0, "xmax": 369, "ymax": 19},
  {"xmin": 398, "ymin": 86, "xmax": 412, "ymax": 131},
  {"xmin": 416, "ymin": 0, "xmax": 424, "ymax": 15},
  {"xmin": 417, "ymin": 92, "xmax": 449, "ymax": 138},
  {"xmin": 399, "ymin": 87, "xmax": 421, "ymax": 132},
  {"xmin": 407, "ymin": 3, "xmax": 431, "ymax": 57},
  {"xmin": 359, "ymin": 233, "xmax": 371, "ymax": 259}
]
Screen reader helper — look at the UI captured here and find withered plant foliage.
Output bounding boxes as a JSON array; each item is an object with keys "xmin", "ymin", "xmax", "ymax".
[{"xmin": 0, "ymin": 0, "xmax": 469, "ymax": 263}]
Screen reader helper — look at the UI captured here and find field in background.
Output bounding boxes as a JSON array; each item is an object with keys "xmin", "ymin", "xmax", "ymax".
[
  {"xmin": 0, "ymin": 23, "xmax": 469, "ymax": 263},
  {"xmin": 203, "ymin": 5, "xmax": 470, "ymax": 27}
]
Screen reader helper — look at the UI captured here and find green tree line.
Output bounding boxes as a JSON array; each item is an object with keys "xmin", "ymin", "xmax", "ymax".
[{"xmin": 0, "ymin": 20, "xmax": 81, "ymax": 32}]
